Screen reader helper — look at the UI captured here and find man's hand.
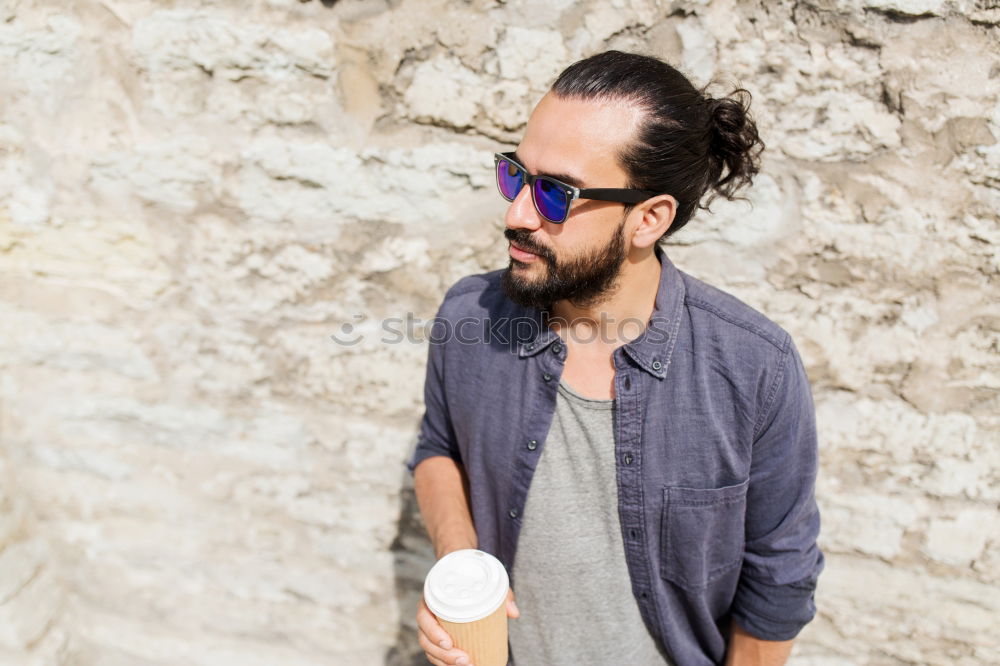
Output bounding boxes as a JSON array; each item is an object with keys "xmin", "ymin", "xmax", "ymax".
[
  {"xmin": 417, "ymin": 588, "xmax": 519, "ymax": 666},
  {"xmin": 724, "ymin": 620, "xmax": 793, "ymax": 666}
]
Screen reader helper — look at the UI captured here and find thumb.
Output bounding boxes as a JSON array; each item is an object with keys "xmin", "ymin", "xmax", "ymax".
[{"xmin": 506, "ymin": 588, "xmax": 520, "ymax": 618}]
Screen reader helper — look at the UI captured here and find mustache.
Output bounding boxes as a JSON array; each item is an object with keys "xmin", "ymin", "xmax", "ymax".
[{"xmin": 504, "ymin": 229, "xmax": 553, "ymax": 260}]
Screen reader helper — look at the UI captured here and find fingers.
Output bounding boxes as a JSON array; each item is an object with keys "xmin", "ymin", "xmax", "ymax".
[
  {"xmin": 418, "ymin": 629, "xmax": 471, "ymax": 665},
  {"xmin": 417, "ymin": 597, "xmax": 454, "ymax": 649},
  {"xmin": 417, "ymin": 597, "xmax": 471, "ymax": 665},
  {"xmin": 506, "ymin": 587, "xmax": 520, "ymax": 619}
]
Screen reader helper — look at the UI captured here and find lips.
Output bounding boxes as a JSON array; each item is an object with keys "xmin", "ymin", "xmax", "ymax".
[
  {"xmin": 509, "ymin": 241, "xmax": 544, "ymax": 263},
  {"xmin": 510, "ymin": 241, "xmax": 537, "ymax": 256}
]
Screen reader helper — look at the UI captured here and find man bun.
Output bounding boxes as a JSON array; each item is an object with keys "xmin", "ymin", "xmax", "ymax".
[{"xmin": 705, "ymin": 89, "xmax": 765, "ymax": 204}]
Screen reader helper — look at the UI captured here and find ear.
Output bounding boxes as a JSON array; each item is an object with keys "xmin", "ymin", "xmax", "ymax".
[{"xmin": 629, "ymin": 194, "xmax": 677, "ymax": 249}]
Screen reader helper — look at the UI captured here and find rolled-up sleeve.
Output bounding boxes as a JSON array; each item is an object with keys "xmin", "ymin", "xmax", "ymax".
[
  {"xmin": 405, "ymin": 301, "xmax": 461, "ymax": 475},
  {"xmin": 731, "ymin": 335, "xmax": 824, "ymax": 641}
]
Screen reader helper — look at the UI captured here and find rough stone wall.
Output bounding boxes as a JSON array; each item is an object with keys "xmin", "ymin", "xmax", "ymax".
[{"xmin": 0, "ymin": 0, "xmax": 997, "ymax": 664}]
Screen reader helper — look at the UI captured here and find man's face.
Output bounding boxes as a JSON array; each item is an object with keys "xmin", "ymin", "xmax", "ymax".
[{"xmin": 500, "ymin": 92, "xmax": 645, "ymax": 311}]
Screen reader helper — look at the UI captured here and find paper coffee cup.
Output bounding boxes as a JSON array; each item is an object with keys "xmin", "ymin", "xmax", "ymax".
[{"xmin": 424, "ymin": 549, "xmax": 510, "ymax": 666}]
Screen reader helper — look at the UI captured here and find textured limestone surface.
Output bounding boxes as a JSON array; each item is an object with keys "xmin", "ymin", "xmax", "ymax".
[{"xmin": 0, "ymin": 0, "xmax": 997, "ymax": 664}]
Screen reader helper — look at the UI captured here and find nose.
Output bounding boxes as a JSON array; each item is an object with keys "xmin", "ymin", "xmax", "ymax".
[{"xmin": 504, "ymin": 181, "xmax": 543, "ymax": 232}]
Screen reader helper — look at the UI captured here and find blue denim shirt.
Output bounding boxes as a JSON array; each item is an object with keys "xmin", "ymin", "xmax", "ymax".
[{"xmin": 406, "ymin": 246, "xmax": 824, "ymax": 666}]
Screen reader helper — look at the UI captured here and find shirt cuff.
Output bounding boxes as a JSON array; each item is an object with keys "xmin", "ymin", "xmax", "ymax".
[
  {"xmin": 729, "ymin": 571, "xmax": 821, "ymax": 641},
  {"xmin": 405, "ymin": 437, "xmax": 461, "ymax": 475}
]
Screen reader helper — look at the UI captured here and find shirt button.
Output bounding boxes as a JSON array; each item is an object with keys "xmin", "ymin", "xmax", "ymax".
[
  {"xmin": 624, "ymin": 453, "xmax": 633, "ymax": 465},
  {"xmin": 629, "ymin": 529, "xmax": 638, "ymax": 539},
  {"xmin": 525, "ymin": 343, "xmax": 535, "ymax": 351},
  {"xmin": 527, "ymin": 439, "xmax": 538, "ymax": 451},
  {"xmin": 542, "ymin": 372, "xmax": 553, "ymax": 382},
  {"xmin": 651, "ymin": 360, "xmax": 662, "ymax": 371},
  {"xmin": 509, "ymin": 508, "xmax": 518, "ymax": 519},
  {"xmin": 552, "ymin": 343, "xmax": 562, "ymax": 354},
  {"xmin": 623, "ymin": 376, "xmax": 631, "ymax": 390}
]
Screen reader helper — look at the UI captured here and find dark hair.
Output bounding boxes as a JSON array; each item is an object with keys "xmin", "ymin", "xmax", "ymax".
[{"xmin": 551, "ymin": 50, "xmax": 764, "ymax": 241}]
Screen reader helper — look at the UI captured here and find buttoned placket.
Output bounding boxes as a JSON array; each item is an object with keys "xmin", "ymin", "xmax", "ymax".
[
  {"xmin": 614, "ymin": 286, "xmax": 685, "ymax": 654},
  {"xmin": 502, "ymin": 324, "xmax": 565, "ymax": 573},
  {"xmin": 614, "ymin": 346, "xmax": 664, "ymax": 633}
]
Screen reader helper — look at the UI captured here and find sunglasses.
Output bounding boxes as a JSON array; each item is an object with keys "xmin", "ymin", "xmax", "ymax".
[{"xmin": 494, "ymin": 152, "xmax": 660, "ymax": 224}]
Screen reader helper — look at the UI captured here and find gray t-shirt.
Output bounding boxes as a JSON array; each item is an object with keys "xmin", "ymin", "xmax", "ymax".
[{"xmin": 508, "ymin": 380, "xmax": 675, "ymax": 666}]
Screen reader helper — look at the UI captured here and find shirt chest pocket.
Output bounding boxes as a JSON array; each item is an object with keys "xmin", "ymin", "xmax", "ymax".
[{"xmin": 659, "ymin": 479, "xmax": 749, "ymax": 590}]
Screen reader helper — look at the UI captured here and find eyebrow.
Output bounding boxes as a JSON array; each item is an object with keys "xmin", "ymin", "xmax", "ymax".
[{"xmin": 512, "ymin": 150, "xmax": 586, "ymax": 189}]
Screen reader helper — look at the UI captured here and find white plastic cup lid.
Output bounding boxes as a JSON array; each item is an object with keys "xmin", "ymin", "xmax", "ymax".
[{"xmin": 423, "ymin": 549, "xmax": 510, "ymax": 623}]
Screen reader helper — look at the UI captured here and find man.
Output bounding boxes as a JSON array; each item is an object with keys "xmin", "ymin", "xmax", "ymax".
[{"xmin": 407, "ymin": 51, "xmax": 823, "ymax": 666}]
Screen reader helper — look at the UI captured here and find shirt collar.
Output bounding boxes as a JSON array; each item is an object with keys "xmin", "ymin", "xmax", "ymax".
[
  {"xmin": 515, "ymin": 245, "xmax": 685, "ymax": 379},
  {"xmin": 515, "ymin": 312, "xmax": 561, "ymax": 359}
]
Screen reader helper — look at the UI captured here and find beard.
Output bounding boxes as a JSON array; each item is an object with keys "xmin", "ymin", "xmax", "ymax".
[{"xmin": 500, "ymin": 216, "xmax": 629, "ymax": 312}]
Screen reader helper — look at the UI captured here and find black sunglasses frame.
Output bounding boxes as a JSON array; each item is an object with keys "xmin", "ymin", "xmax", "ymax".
[{"xmin": 494, "ymin": 152, "xmax": 661, "ymax": 224}]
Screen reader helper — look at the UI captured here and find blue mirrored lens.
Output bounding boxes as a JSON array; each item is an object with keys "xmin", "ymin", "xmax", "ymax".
[
  {"xmin": 497, "ymin": 160, "xmax": 523, "ymax": 200},
  {"xmin": 534, "ymin": 178, "xmax": 568, "ymax": 221}
]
